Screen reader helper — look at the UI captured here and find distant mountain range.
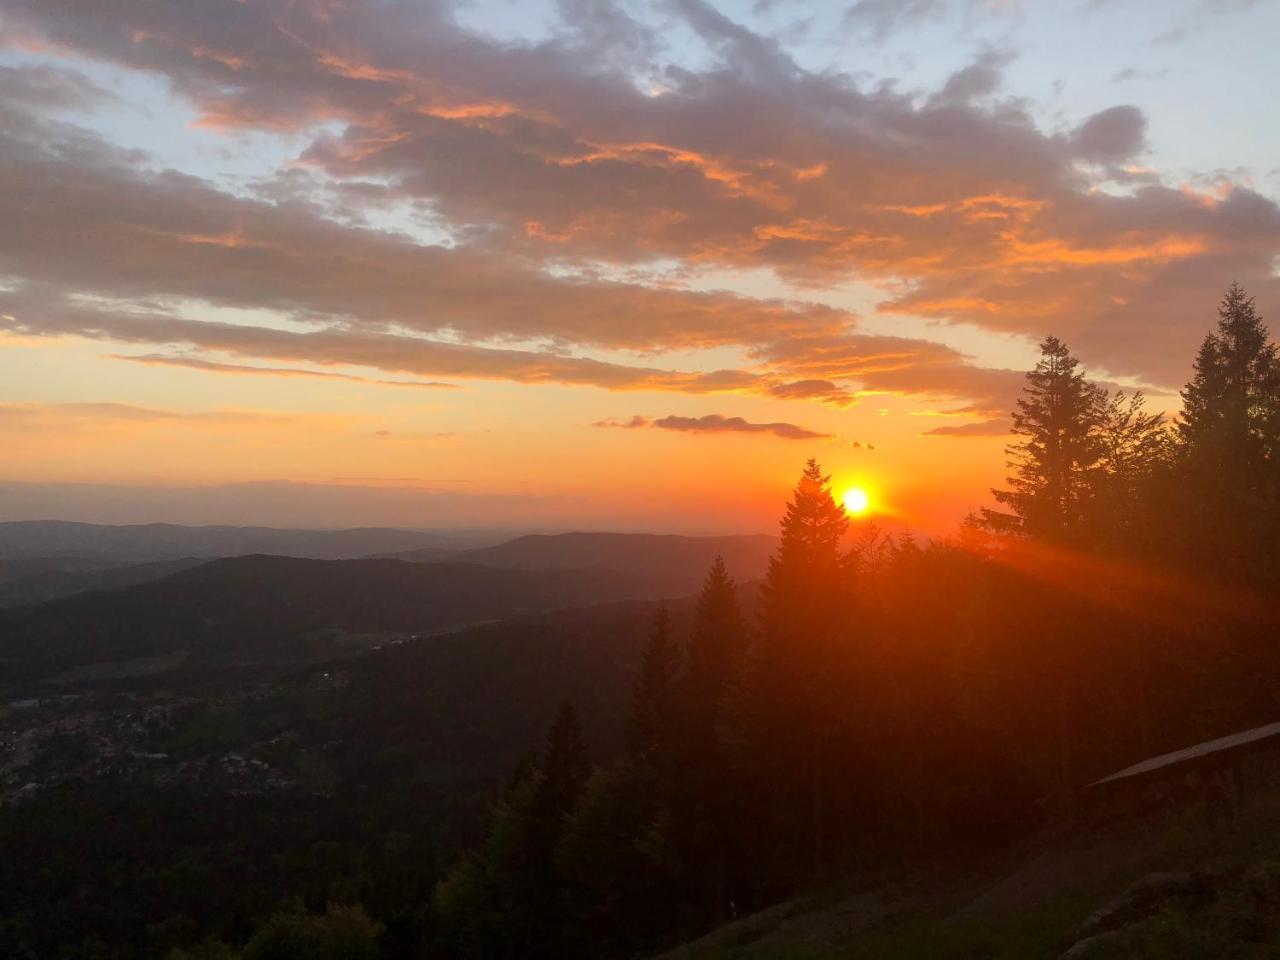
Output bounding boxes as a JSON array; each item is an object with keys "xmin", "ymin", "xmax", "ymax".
[
  {"xmin": 379, "ymin": 531, "xmax": 777, "ymax": 582},
  {"xmin": 0, "ymin": 520, "xmax": 479, "ymax": 563},
  {"xmin": 0, "ymin": 556, "xmax": 642, "ymax": 685},
  {"xmin": 0, "ymin": 556, "xmax": 208, "ymax": 607},
  {"xmin": 0, "ymin": 531, "xmax": 773, "ymax": 686},
  {"xmin": 0, "ymin": 524, "xmax": 776, "ymax": 608}
]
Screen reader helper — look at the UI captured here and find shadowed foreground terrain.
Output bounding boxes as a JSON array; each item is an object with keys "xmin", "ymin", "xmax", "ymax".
[{"xmin": 658, "ymin": 765, "xmax": 1280, "ymax": 959}]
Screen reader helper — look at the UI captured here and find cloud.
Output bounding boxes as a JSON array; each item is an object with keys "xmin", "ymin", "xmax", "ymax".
[
  {"xmin": 596, "ymin": 413, "xmax": 832, "ymax": 440},
  {"xmin": 0, "ymin": 62, "xmax": 115, "ymax": 111},
  {"xmin": 0, "ymin": 108, "xmax": 843, "ymax": 355},
  {"xmin": 931, "ymin": 47, "xmax": 1013, "ymax": 105},
  {"xmin": 753, "ymin": 333, "xmax": 1028, "ymax": 412},
  {"xmin": 766, "ymin": 378, "xmax": 857, "ymax": 406},
  {"xmin": 1110, "ymin": 67, "xmax": 1168, "ymax": 84},
  {"xmin": 593, "ymin": 415, "xmax": 651, "ymax": 429},
  {"xmin": 1070, "ymin": 105, "xmax": 1146, "ymax": 163},
  {"xmin": 0, "ymin": 401, "xmax": 316, "ymax": 430},
  {"xmin": 1, "ymin": 0, "xmax": 1277, "ymax": 391},
  {"xmin": 0, "ymin": 103, "xmax": 1015, "ymax": 411},
  {"xmin": 0, "ymin": 288, "xmax": 795, "ymax": 398},
  {"xmin": 920, "ymin": 418, "xmax": 1009, "ymax": 437},
  {"xmin": 842, "ymin": 0, "xmax": 947, "ymax": 41},
  {"xmin": 108, "ymin": 353, "xmax": 458, "ymax": 389}
]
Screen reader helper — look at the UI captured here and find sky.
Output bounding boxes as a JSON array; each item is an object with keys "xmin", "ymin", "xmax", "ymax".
[{"xmin": 1, "ymin": 0, "xmax": 1278, "ymax": 534}]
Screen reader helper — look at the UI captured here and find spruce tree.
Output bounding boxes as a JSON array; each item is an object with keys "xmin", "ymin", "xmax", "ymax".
[
  {"xmin": 1179, "ymin": 282, "xmax": 1280, "ymax": 502},
  {"xmin": 983, "ymin": 336, "xmax": 1104, "ymax": 539},
  {"xmin": 627, "ymin": 605, "xmax": 681, "ymax": 765},
  {"xmin": 759, "ymin": 458, "xmax": 849, "ymax": 640},
  {"xmin": 751, "ymin": 459, "xmax": 850, "ymax": 881},
  {"xmin": 680, "ymin": 558, "xmax": 749, "ymax": 925},
  {"xmin": 534, "ymin": 701, "xmax": 591, "ymax": 843},
  {"xmin": 472, "ymin": 701, "xmax": 589, "ymax": 960},
  {"xmin": 685, "ymin": 557, "xmax": 747, "ymax": 735}
]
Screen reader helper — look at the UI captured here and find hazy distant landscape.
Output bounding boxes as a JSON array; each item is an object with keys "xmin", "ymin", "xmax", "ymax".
[
  {"xmin": 1, "ymin": 522, "xmax": 769, "ymax": 958},
  {"xmin": 0, "ymin": 528, "xmax": 775, "ymax": 684}
]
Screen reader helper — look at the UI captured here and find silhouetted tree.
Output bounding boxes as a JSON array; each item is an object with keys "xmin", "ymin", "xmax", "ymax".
[
  {"xmin": 678, "ymin": 558, "xmax": 749, "ymax": 924},
  {"xmin": 984, "ymin": 336, "xmax": 1104, "ymax": 539},
  {"xmin": 535, "ymin": 702, "xmax": 591, "ymax": 837},
  {"xmin": 433, "ymin": 702, "xmax": 589, "ymax": 959},
  {"xmin": 1180, "ymin": 283, "xmax": 1279, "ymax": 476},
  {"xmin": 556, "ymin": 761, "xmax": 678, "ymax": 957},
  {"xmin": 750, "ymin": 458, "xmax": 850, "ymax": 881},
  {"xmin": 1087, "ymin": 389, "xmax": 1171, "ymax": 544},
  {"xmin": 1177, "ymin": 283, "xmax": 1280, "ymax": 576},
  {"xmin": 980, "ymin": 338, "xmax": 1125, "ymax": 806},
  {"xmin": 685, "ymin": 557, "xmax": 747, "ymax": 744},
  {"xmin": 627, "ymin": 606, "xmax": 681, "ymax": 765}
]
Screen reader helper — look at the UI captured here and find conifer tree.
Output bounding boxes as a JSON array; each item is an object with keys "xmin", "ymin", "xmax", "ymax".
[
  {"xmin": 983, "ymin": 336, "xmax": 1104, "ymax": 539},
  {"xmin": 759, "ymin": 458, "xmax": 849, "ymax": 641},
  {"xmin": 685, "ymin": 557, "xmax": 747, "ymax": 736},
  {"xmin": 680, "ymin": 558, "xmax": 749, "ymax": 924},
  {"xmin": 750, "ymin": 459, "xmax": 850, "ymax": 880},
  {"xmin": 435, "ymin": 702, "xmax": 590, "ymax": 959},
  {"xmin": 556, "ymin": 762, "xmax": 679, "ymax": 957},
  {"xmin": 535, "ymin": 701, "xmax": 591, "ymax": 833},
  {"xmin": 1179, "ymin": 283, "xmax": 1280, "ymax": 501},
  {"xmin": 627, "ymin": 605, "xmax": 681, "ymax": 764},
  {"xmin": 1172, "ymin": 283, "xmax": 1280, "ymax": 586}
]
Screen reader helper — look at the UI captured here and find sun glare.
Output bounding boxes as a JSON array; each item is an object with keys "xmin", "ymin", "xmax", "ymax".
[{"xmin": 842, "ymin": 487, "xmax": 870, "ymax": 515}]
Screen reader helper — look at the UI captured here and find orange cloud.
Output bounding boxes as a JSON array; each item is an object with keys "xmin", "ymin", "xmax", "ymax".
[
  {"xmin": 595, "ymin": 413, "xmax": 832, "ymax": 441},
  {"xmin": 107, "ymin": 353, "xmax": 458, "ymax": 388}
]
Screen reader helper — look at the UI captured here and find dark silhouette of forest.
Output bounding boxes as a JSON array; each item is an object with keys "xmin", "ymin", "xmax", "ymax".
[
  {"xmin": 4, "ymin": 284, "xmax": 1279, "ymax": 959},
  {"xmin": 413, "ymin": 283, "xmax": 1280, "ymax": 959}
]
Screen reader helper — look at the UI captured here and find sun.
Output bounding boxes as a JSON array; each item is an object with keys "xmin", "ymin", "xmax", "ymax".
[{"xmin": 842, "ymin": 487, "xmax": 870, "ymax": 515}]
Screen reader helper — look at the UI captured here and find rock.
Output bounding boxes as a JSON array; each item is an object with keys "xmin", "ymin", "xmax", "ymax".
[{"xmin": 1074, "ymin": 871, "xmax": 1207, "ymax": 941}]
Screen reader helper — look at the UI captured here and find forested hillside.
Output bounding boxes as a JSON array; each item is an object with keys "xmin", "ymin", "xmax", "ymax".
[{"xmin": 0, "ymin": 556, "xmax": 685, "ymax": 684}]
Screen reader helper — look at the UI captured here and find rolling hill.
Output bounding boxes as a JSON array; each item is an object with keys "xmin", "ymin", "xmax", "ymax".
[
  {"xmin": 0, "ymin": 556, "xmax": 207, "ymax": 607},
  {"xmin": 382, "ymin": 531, "xmax": 777, "ymax": 585},
  {"xmin": 0, "ymin": 520, "xmax": 480, "ymax": 563},
  {"xmin": 0, "ymin": 555, "xmax": 697, "ymax": 686},
  {"xmin": 0, "ymin": 525, "xmax": 776, "ymax": 607}
]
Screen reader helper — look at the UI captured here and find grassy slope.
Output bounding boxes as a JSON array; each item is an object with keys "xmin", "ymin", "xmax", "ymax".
[{"xmin": 660, "ymin": 761, "xmax": 1280, "ymax": 959}]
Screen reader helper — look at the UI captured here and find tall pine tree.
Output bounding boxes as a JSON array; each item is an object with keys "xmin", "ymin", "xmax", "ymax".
[
  {"xmin": 680, "ymin": 557, "xmax": 749, "ymax": 925},
  {"xmin": 434, "ymin": 701, "xmax": 590, "ymax": 960},
  {"xmin": 750, "ymin": 459, "xmax": 850, "ymax": 881},
  {"xmin": 627, "ymin": 605, "xmax": 681, "ymax": 765},
  {"xmin": 983, "ymin": 336, "xmax": 1104, "ymax": 540},
  {"xmin": 685, "ymin": 556, "xmax": 747, "ymax": 739},
  {"xmin": 1179, "ymin": 282, "xmax": 1280, "ymax": 507}
]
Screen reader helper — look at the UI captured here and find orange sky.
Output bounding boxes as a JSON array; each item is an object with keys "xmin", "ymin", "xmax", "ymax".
[{"xmin": 1, "ymin": 0, "xmax": 1276, "ymax": 533}]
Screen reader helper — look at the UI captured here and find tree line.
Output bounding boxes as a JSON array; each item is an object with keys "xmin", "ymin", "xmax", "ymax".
[
  {"xmin": 421, "ymin": 283, "xmax": 1280, "ymax": 959},
  {"xmin": 171, "ymin": 283, "xmax": 1280, "ymax": 958}
]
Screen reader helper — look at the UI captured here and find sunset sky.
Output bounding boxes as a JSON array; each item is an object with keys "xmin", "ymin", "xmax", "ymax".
[{"xmin": 2, "ymin": 0, "xmax": 1278, "ymax": 533}]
